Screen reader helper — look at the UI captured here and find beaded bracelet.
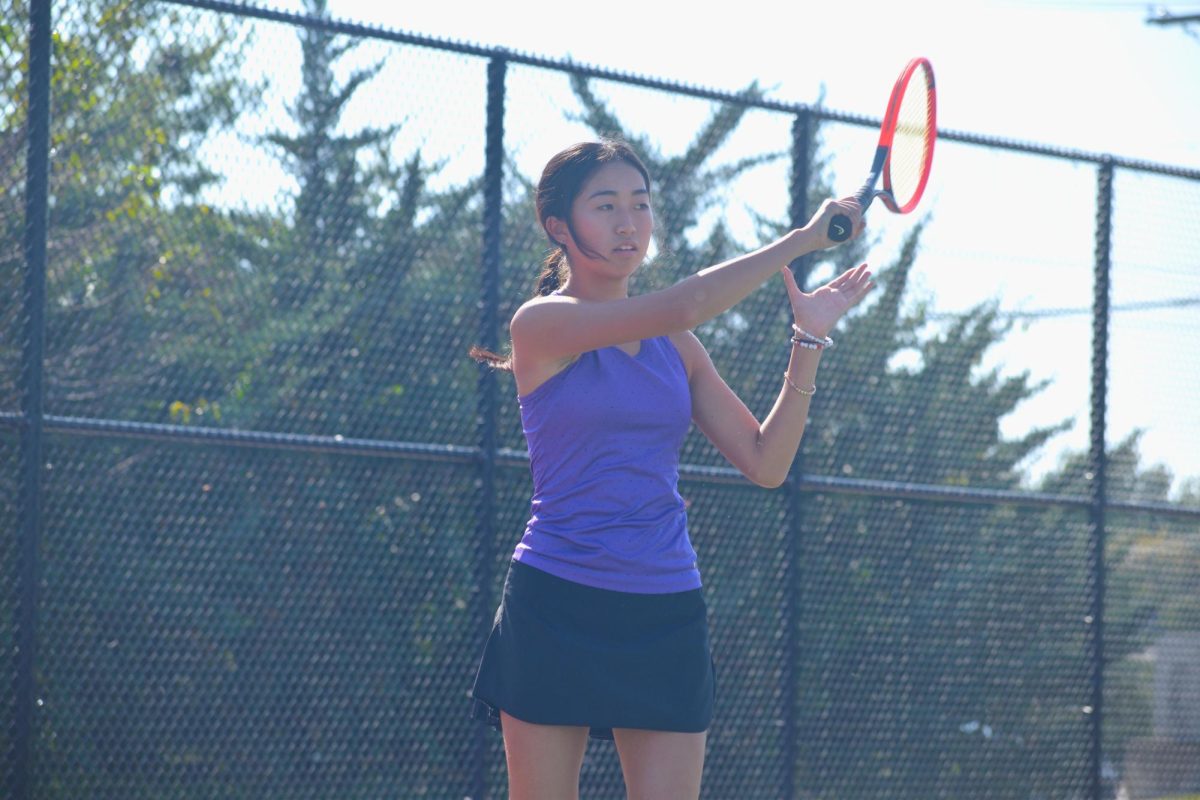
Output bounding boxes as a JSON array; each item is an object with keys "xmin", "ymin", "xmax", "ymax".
[
  {"xmin": 783, "ymin": 371, "xmax": 816, "ymax": 397},
  {"xmin": 791, "ymin": 323, "xmax": 835, "ymax": 350},
  {"xmin": 790, "ymin": 336, "xmax": 825, "ymax": 351}
]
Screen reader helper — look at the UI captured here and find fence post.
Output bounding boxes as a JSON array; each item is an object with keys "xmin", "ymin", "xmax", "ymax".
[
  {"xmin": 782, "ymin": 108, "xmax": 814, "ymax": 800},
  {"xmin": 1087, "ymin": 157, "xmax": 1113, "ymax": 800},
  {"xmin": 788, "ymin": 110, "xmax": 814, "ymax": 288},
  {"xmin": 471, "ymin": 53, "xmax": 506, "ymax": 800},
  {"xmin": 13, "ymin": 1, "xmax": 52, "ymax": 799}
]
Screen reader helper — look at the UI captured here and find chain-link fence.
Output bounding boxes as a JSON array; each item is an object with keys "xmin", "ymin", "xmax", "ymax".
[{"xmin": 4, "ymin": 1, "xmax": 1200, "ymax": 798}]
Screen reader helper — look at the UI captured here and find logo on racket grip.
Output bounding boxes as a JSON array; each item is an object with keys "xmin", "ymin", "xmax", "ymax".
[{"xmin": 828, "ymin": 214, "xmax": 852, "ymax": 242}]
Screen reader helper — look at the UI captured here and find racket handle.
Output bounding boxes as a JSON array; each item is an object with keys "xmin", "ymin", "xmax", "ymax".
[
  {"xmin": 827, "ymin": 214, "xmax": 853, "ymax": 242},
  {"xmin": 828, "ymin": 149, "xmax": 887, "ymax": 242},
  {"xmin": 827, "ymin": 187, "xmax": 879, "ymax": 242}
]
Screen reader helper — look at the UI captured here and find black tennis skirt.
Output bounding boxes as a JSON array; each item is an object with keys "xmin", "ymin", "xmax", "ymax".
[{"xmin": 471, "ymin": 559, "xmax": 715, "ymax": 741}]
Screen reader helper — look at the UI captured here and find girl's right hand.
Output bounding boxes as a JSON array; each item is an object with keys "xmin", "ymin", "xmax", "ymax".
[{"xmin": 805, "ymin": 197, "xmax": 866, "ymax": 248}]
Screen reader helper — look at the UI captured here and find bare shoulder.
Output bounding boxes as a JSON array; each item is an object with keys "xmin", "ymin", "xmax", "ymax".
[
  {"xmin": 508, "ymin": 293, "xmax": 574, "ymax": 343},
  {"xmin": 509, "ymin": 295, "xmax": 579, "ymax": 397},
  {"xmin": 511, "ymin": 291, "xmax": 570, "ymax": 320},
  {"xmin": 509, "ymin": 294, "xmax": 571, "ymax": 347}
]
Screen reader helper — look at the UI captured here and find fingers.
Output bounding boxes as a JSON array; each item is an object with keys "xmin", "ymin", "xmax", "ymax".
[
  {"xmin": 810, "ymin": 196, "xmax": 867, "ymax": 248},
  {"xmin": 844, "ymin": 196, "xmax": 868, "ymax": 238},
  {"xmin": 829, "ymin": 262, "xmax": 870, "ymax": 289},
  {"xmin": 846, "ymin": 203, "xmax": 867, "ymax": 242},
  {"xmin": 794, "ymin": 262, "xmax": 873, "ymax": 296},
  {"xmin": 830, "ymin": 264, "xmax": 875, "ymax": 309},
  {"xmin": 847, "ymin": 265, "xmax": 876, "ymax": 305}
]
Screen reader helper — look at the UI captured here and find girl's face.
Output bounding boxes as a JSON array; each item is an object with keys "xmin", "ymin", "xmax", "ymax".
[{"xmin": 552, "ymin": 160, "xmax": 654, "ymax": 281}]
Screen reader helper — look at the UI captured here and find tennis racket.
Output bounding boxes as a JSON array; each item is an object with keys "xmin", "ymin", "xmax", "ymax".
[{"xmin": 828, "ymin": 57, "xmax": 937, "ymax": 242}]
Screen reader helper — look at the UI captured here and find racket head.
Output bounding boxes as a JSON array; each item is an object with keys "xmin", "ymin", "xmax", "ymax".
[{"xmin": 878, "ymin": 57, "xmax": 936, "ymax": 214}]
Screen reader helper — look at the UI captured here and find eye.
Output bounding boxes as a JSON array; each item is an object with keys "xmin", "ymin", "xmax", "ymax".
[{"xmin": 597, "ymin": 203, "xmax": 614, "ymax": 211}]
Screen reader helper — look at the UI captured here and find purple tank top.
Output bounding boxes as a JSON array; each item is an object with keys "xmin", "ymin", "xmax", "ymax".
[{"xmin": 512, "ymin": 335, "xmax": 700, "ymax": 593}]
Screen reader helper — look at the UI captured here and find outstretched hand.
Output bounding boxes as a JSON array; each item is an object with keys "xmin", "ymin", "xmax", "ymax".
[{"xmin": 780, "ymin": 263, "xmax": 875, "ymax": 338}]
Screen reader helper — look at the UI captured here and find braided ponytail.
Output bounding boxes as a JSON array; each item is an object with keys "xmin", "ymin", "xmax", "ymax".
[{"xmin": 535, "ymin": 249, "xmax": 567, "ymax": 296}]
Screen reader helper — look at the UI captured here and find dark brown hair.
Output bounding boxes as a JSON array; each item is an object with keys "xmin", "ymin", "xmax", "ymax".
[{"xmin": 469, "ymin": 138, "xmax": 652, "ymax": 371}]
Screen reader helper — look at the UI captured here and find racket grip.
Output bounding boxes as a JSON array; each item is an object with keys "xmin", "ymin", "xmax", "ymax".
[
  {"xmin": 828, "ymin": 189, "xmax": 877, "ymax": 242},
  {"xmin": 827, "ymin": 214, "xmax": 853, "ymax": 242}
]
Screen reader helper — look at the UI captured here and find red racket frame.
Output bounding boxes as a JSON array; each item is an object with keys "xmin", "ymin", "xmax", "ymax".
[
  {"xmin": 877, "ymin": 56, "xmax": 937, "ymax": 214},
  {"xmin": 827, "ymin": 57, "xmax": 937, "ymax": 242}
]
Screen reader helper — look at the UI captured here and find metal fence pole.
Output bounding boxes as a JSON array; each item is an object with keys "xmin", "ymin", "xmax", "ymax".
[
  {"xmin": 471, "ymin": 54, "xmax": 506, "ymax": 800},
  {"xmin": 788, "ymin": 110, "xmax": 815, "ymax": 290},
  {"xmin": 13, "ymin": 1, "xmax": 52, "ymax": 799},
  {"xmin": 782, "ymin": 108, "xmax": 814, "ymax": 800},
  {"xmin": 1088, "ymin": 157, "xmax": 1113, "ymax": 800}
]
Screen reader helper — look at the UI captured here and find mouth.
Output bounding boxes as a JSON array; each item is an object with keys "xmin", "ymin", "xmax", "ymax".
[{"xmin": 613, "ymin": 243, "xmax": 639, "ymax": 253}]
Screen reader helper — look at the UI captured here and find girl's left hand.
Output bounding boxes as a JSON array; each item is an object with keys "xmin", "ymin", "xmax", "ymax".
[{"xmin": 780, "ymin": 263, "xmax": 875, "ymax": 338}]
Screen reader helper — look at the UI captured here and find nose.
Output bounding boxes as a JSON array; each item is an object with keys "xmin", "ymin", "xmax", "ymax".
[{"xmin": 615, "ymin": 212, "xmax": 635, "ymax": 235}]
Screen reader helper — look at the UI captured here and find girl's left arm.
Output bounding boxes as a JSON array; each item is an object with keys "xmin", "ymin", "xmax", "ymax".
[
  {"xmin": 677, "ymin": 263, "xmax": 874, "ymax": 488},
  {"xmin": 676, "ymin": 332, "xmax": 821, "ymax": 488}
]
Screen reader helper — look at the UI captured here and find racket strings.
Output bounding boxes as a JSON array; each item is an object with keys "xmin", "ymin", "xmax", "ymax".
[{"xmin": 887, "ymin": 64, "xmax": 935, "ymax": 208}]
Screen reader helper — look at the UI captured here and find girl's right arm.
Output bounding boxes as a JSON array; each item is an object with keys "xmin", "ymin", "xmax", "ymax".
[{"xmin": 509, "ymin": 197, "xmax": 863, "ymax": 363}]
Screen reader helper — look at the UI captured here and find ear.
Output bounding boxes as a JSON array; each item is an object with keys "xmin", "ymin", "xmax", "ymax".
[{"xmin": 544, "ymin": 216, "xmax": 571, "ymax": 249}]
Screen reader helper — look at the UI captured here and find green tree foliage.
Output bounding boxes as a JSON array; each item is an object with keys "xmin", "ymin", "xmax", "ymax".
[
  {"xmin": 225, "ymin": 0, "xmax": 482, "ymax": 445},
  {"xmin": 0, "ymin": 0, "xmax": 253, "ymax": 415}
]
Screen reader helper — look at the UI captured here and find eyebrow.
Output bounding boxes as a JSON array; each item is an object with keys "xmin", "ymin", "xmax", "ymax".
[{"xmin": 586, "ymin": 188, "xmax": 650, "ymax": 200}]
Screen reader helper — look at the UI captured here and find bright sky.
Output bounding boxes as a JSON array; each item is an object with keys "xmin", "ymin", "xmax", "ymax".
[
  {"xmin": 323, "ymin": 0, "xmax": 1200, "ymax": 168},
  {"xmin": 246, "ymin": 0, "xmax": 1200, "ymax": 495}
]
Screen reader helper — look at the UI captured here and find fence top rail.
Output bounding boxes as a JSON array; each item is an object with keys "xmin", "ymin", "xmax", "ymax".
[{"xmin": 159, "ymin": 0, "xmax": 1200, "ymax": 180}]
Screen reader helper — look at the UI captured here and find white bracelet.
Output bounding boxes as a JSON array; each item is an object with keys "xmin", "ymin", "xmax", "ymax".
[{"xmin": 791, "ymin": 323, "xmax": 835, "ymax": 349}]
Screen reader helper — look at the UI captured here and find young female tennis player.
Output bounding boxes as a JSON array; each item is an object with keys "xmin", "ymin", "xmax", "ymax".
[{"xmin": 470, "ymin": 138, "xmax": 870, "ymax": 799}]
